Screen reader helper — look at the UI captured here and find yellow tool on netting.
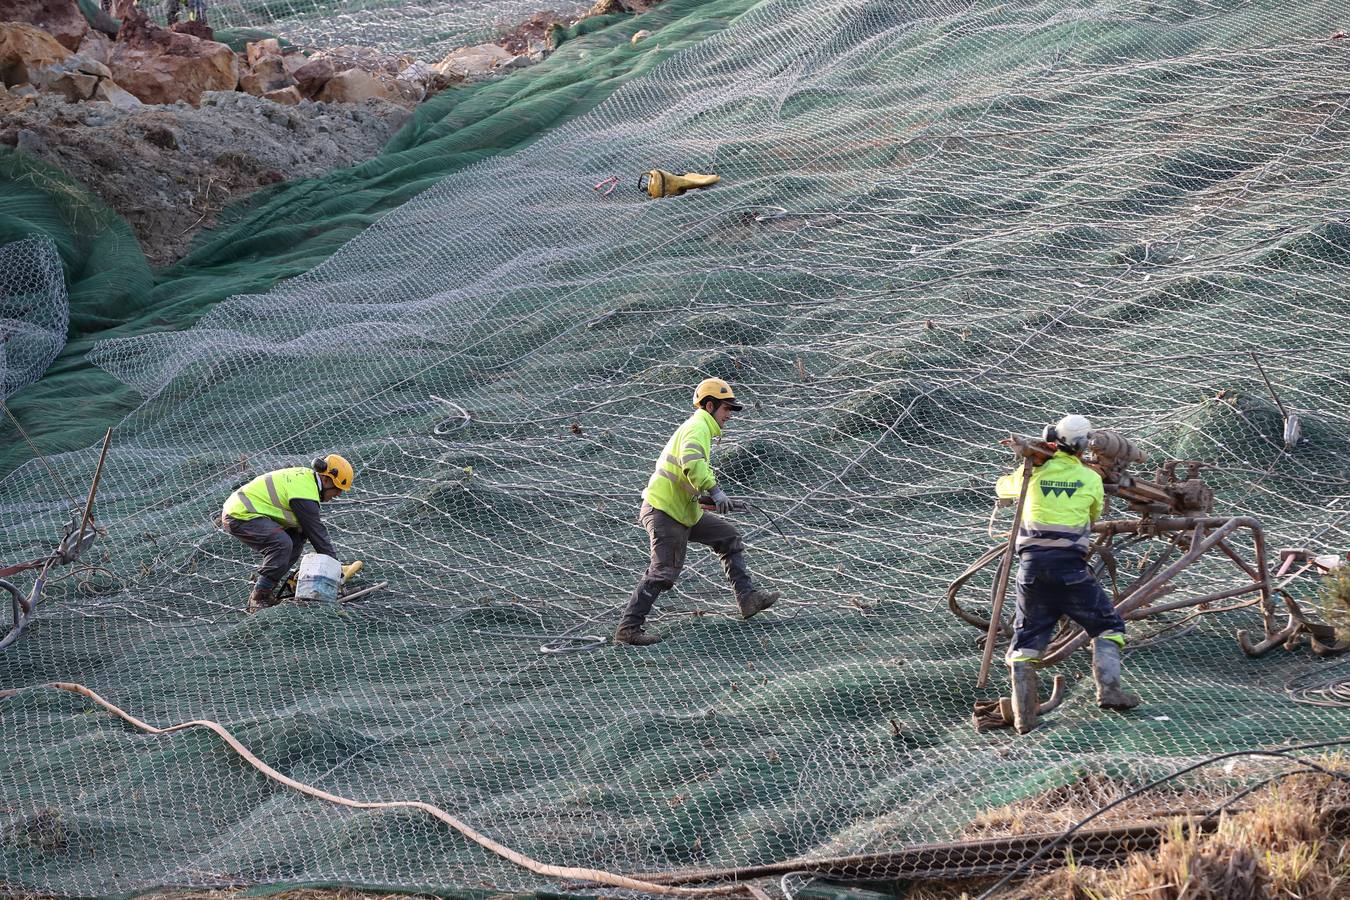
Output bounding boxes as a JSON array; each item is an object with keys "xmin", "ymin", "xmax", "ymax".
[
  {"xmin": 637, "ymin": 169, "xmax": 720, "ymax": 198},
  {"xmin": 341, "ymin": 560, "xmax": 363, "ymax": 584}
]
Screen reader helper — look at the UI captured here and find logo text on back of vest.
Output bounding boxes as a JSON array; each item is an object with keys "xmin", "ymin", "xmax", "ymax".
[{"xmin": 1040, "ymin": 479, "xmax": 1083, "ymax": 498}]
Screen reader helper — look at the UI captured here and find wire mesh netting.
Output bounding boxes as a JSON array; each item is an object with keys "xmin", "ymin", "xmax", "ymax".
[
  {"xmin": 3, "ymin": 0, "xmax": 1350, "ymax": 894},
  {"xmin": 123, "ymin": 0, "xmax": 595, "ymax": 58},
  {"xmin": 0, "ymin": 236, "xmax": 66, "ymax": 403}
]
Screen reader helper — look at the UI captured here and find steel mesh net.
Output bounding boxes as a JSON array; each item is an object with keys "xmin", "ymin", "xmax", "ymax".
[{"xmin": 3, "ymin": 0, "xmax": 1350, "ymax": 894}]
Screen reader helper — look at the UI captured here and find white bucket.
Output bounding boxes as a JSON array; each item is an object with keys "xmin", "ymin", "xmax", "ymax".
[{"xmin": 295, "ymin": 552, "xmax": 341, "ymax": 604}]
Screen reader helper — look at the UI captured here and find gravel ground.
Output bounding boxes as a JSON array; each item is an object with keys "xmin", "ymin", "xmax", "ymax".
[{"xmin": 1, "ymin": 88, "xmax": 412, "ymax": 267}]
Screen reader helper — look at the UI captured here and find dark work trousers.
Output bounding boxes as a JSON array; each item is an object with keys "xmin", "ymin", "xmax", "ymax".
[
  {"xmin": 1008, "ymin": 549, "xmax": 1126, "ymax": 660},
  {"xmin": 618, "ymin": 502, "xmax": 755, "ymax": 633},
  {"xmin": 222, "ymin": 515, "xmax": 305, "ymax": 587}
]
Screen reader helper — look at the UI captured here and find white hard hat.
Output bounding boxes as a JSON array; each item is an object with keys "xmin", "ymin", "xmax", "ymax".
[{"xmin": 1046, "ymin": 414, "xmax": 1093, "ymax": 450}]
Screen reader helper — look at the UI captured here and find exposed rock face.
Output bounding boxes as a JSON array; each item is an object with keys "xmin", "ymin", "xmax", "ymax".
[
  {"xmin": 0, "ymin": 88, "xmax": 411, "ymax": 266},
  {"xmin": 0, "ymin": 21, "xmax": 71, "ymax": 86},
  {"xmin": 0, "ymin": 0, "xmax": 88, "ymax": 51},
  {"xmin": 107, "ymin": 7, "xmax": 238, "ymax": 106}
]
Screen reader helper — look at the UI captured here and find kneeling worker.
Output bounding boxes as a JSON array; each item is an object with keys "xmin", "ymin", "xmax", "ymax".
[
  {"xmin": 221, "ymin": 454, "xmax": 353, "ymax": 612},
  {"xmin": 616, "ymin": 378, "xmax": 780, "ymax": 646},
  {"xmin": 997, "ymin": 415, "xmax": 1139, "ymax": 731}
]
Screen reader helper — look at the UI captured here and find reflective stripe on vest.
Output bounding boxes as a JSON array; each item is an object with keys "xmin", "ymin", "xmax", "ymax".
[
  {"xmin": 657, "ymin": 466, "xmax": 699, "ymax": 496},
  {"xmin": 263, "ymin": 473, "xmax": 298, "ymax": 527},
  {"xmin": 643, "ymin": 410, "xmax": 720, "ymax": 527},
  {"xmin": 1017, "ymin": 519, "xmax": 1091, "ymax": 554},
  {"xmin": 222, "ymin": 466, "xmax": 317, "ymax": 527}
]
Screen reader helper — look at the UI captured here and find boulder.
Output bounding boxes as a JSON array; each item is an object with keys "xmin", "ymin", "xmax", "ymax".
[
  {"xmin": 39, "ymin": 66, "xmax": 95, "ymax": 100},
  {"xmin": 107, "ymin": 8, "xmax": 238, "ymax": 106},
  {"xmin": 281, "ymin": 51, "xmax": 307, "ymax": 79},
  {"xmin": 75, "ymin": 28, "xmax": 113, "ymax": 66},
  {"xmin": 292, "ymin": 55, "xmax": 334, "ymax": 98},
  {"xmin": 0, "ymin": 0, "xmax": 89, "ymax": 51},
  {"xmin": 434, "ymin": 43, "xmax": 514, "ymax": 81},
  {"xmin": 67, "ymin": 53, "xmax": 110, "ymax": 79},
  {"xmin": 316, "ymin": 67, "xmax": 398, "ymax": 104},
  {"xmin": 262, "ymin": 84, "xmax": 301, "ymax": 106},
  {"xmin": 91, "ymin": 77, "xmax": 141, "ymax": 107},
  {"xmin": 30, "ymin": 52, "xmax": 111, "ymax": 100},
  {"xmin": 0, "ymin": 22, "xmax": 71, "ymax": 86},
  {"xmin": 239, "ymin": 55, "xmax": 291, "ymax": 96},
  {"xmin": 245, "ymin": 38, "xmax": 281, "ymax": 68},
  {"xmin": 393, "ymin": 59, "xmax": 451, "ymax": 101}
]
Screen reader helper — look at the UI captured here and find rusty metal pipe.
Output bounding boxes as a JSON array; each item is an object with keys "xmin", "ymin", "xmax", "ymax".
[
  {"xmin": 1122, "ymin": 582, "xmax": 1262, "ymax": 619},
  {"xmin": 1040, "ymin": 520, "xmax": 1230, "ymax": 664},
  {"xmin": 948, "ymin": 543, "xmax": 1010, "ymax": 632},
  {"xmin": 1216, "ymin": 538, "xmax": 1261, "ymax": 583}
]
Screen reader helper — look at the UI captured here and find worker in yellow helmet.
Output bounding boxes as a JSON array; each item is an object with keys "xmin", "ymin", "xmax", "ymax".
[
  {"xmin": 996, "ymin": 415, "xmax": 1138, "ymax": 732},
  {"xmin": 615, "ymin": 378, "xmax": 781, "ymax": 646},
  {"xmin": 221, "ymin": 454, "xmax": 353, "ymax": 612}
]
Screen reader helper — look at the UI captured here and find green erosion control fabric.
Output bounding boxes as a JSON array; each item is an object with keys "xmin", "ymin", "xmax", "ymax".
[
  {"xmin": 0, "ymin": 0, "xmax": 746, "ymax": 475},
  {"xmin": 3, "ymin": 0, "xmax": 1350, "ymax": 894}
]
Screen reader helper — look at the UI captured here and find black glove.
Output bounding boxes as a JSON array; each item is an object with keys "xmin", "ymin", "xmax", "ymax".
[{"xmin": 709, "ymin": 487, "xmax": 734, "ymax": 515}]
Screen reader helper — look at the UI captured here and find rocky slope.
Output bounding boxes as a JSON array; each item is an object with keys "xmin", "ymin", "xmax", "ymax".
[
  {"xmin": 2, "ymin": 86, "xmax": 411, "ymax": 267},
  {"xmin": 0, "ymin": 0, "xmax": 657, "ymax": 267}
]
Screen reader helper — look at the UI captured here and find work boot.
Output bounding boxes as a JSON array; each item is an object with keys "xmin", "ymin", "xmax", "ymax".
[
  {"xmin": 614, "ymin": 627, "xmax": 664, "ymax": 646},
  {"xmin": 615, "ymin": 579, "xmax": 665, "ymax": 647},
  {"xmin": 1093, "ymin": 637, "xmax": 1140, "ymax": 711},
  {"xmin": 1009, "ymin": 661, "xmax": 1040, "ymax": 734},
  {"xmin": 246, "ymin": 583, "xmax": 277, "ymax": 614},
  {"xmin": 737, "ymin": 589, "xmax": 780, "ymax": 620}
]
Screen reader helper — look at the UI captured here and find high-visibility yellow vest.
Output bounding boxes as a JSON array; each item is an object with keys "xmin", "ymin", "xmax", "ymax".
[
  {"xmin": 996, "ymin": 451, "xmax": 1104, "ymax": 555},
  {"xmin": 222, "ymin": 467, "xmax": 320, "ymax": 529},
  {"xmin": 642, "ymin": 409, "xmax": 721, "ymax": 527}
]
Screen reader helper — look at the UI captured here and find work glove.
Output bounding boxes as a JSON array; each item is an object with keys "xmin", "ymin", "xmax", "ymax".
[{"xmin": 709, "ymin": 487, "xmax": 735, "ymax": 515}]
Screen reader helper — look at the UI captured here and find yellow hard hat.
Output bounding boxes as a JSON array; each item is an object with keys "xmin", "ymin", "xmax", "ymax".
[
  {"xmin": 313, "ymin": 453, "xmax": 354, "ymax": 491},
  {"xmin": 692, "ymin": 378, "xmax": 743, "ymax": 411}
]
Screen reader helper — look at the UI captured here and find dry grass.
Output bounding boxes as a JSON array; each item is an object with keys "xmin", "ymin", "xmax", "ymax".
[
  {"xmin": 139, "ymin": 892, "xmax": 427, "ymax": 900},
  {"xmin": 928, "ymin": 763, "xmax": 1350, "ymax": 899},
  {"xmin": 1321, "ymin": 566, "xmax": 1350, "ymax": 642},
  {"xmin": 962, "ymin": 771, "xmax": 1233, "ymax": 839},
  {"xmin": 7, "ymin": 768, "xmax": 1348, "ymax": 900}
]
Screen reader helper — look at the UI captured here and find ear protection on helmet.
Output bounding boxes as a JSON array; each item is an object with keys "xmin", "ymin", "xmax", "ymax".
[{"xmin": 312, "ymin": 457, "xmax": 328, "ymax": 473}]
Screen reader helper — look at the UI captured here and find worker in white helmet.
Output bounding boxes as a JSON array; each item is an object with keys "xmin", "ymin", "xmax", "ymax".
[
  {"xmin": 996, "ymin": 414, "xmax": 1139, "ymax": 731},
  {"xmin": 614, "ymin": 378, "xmax": 780, "ymax": 646}
]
